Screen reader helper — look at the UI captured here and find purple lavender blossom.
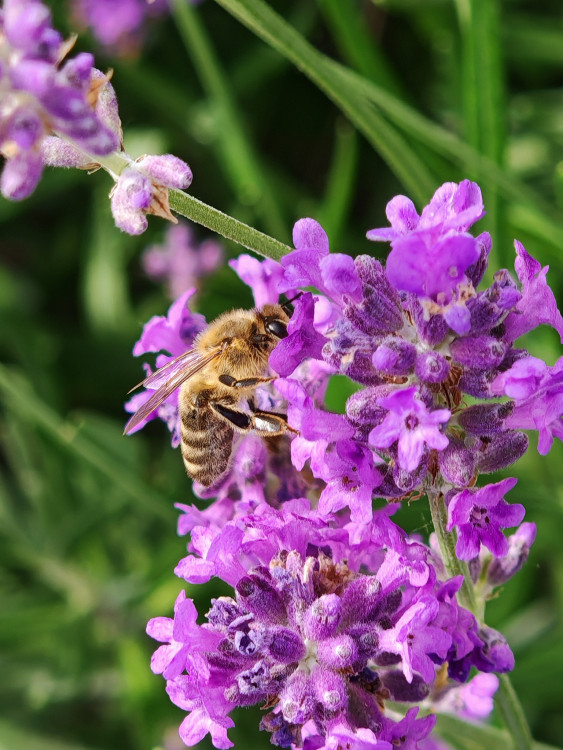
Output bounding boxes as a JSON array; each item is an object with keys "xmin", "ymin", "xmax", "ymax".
[
  {"xmin": 143, "ymin": 222, "xmax": 224, "ymax": 299},
  {"xmin": 150, "ymin": 502, "xmax": 478, "ymax": 749},
  {"xmin": 135, "ymin": 183, "xmax": 559, "ymax": 749},
  {"xmin": 366, "ymin": 181, "xmax": 484, "ymax": 334},
  {"xmin": 503, "ymin": 240, "xmax": 563, "ymax": 344},
  {"xmin": 229, "ymin": 254, "xmax": 288, "ymax": 307},
  {"xmin": 446, "ymin": 478, "xmax": 525, "ymax": 560},
  {"xmin": 433, "ymin": 673, "xmax": 498, "ymax": 721},
  {"xmin": 0, "ymin": 0, "xmax": 119, "ymax": 199},
  {"xmin": 368, "ymin": 387, "xmax": 450, "ymax": 473},
  {"xmin": 74, "ymin": 0, "xmax": 169, "ymax": 54},
  {"xmin": 110, "ymin": 155, "xmax": 193, "ymax": 235},
  {"xmin": 492, "ymin": 356, "xmax": 563, "ymax": 454}
]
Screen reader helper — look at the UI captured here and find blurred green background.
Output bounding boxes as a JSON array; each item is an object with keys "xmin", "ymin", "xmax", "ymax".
[{"xmin": 0, "ymin": 0, "xmax": 562, "ymax": 748}]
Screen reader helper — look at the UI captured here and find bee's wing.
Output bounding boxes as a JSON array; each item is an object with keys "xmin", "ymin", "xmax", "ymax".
[
  {"xmin": 124, "ymin": 347, "xmax": 222, "ymax": 435},
  {"xmin": 128, "ymin": 347, "xmax": 209, "ymax": 393}
]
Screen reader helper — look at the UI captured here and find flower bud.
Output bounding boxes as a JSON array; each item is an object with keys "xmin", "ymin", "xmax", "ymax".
[
  {"xmin": 236, "ymin": 574, "xmax": 287, "ymax": 622},
  {"xmin": 459, "ymin": 368, "xmax": 496, "ymax": 398},
  {"xmin": 0, "ymin": 150, "xmax": 43, "ymax": 200},
  {"xmin": 267, "ymin": 627, "xmax": 306, "ymax": 663},
  {"xmin": 136, "ymin": 154, "xmax": 193, "ymax": 190},
  {"xmin": 372, "ymin": 338, "xmax": 416, "ymax": 376},
  {"xmin": 458, "ymin": 402, "xmax": 514, "ymax": 436},
  {"xmin": 303, "ymin": 593, "xmax": 342, "ymax": 640},
  {"xmin": 487, "ymin": 522, "xmax": 537, "ymax": 585},
  {"xmin": 280, "ymin": 671, "xmax": 315, "ymax": 724},
  {"xmin": 317, "ymin": 635, "xmax": 358, "ymax": 669},
  {"xmin": 312, "ymin": 668, "xmax": 348, "ymax": 712},
  {"xmin": 438, "ymin": 437, "xmax": 475, "ymax": 487},
  {"xmin": 415, "ymin": 351, "xmax": 450, "ymax": 383},
  {"xmin": 343, "ymin": 283, "xmax": 403, "ymax": 336},
  {"xmin": 476, "ymin": 431, "xmax": 529, "ymax": 473},
  {"xmin": 382, "ymin": 670, "xmax": 429, "ymax": 702},
  {"xmin": 450, "ymin": 335, "xmax": 507, "ymax": 369},
  {"xmin": 393, "ymin": 453, "xmax": 429, "ymax": 491},
  {"xmin": 409, "ymin": 297, "xmax": 449, "ymax": 345},
  {"xmin": 473, "ymin": 626, "xmax": 515, "ymax": 673}
]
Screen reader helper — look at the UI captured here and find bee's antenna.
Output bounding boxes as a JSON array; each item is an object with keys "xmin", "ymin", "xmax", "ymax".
[{"xmin": 281, "ymin": 292, "xmax": 302, "ymax": 313}]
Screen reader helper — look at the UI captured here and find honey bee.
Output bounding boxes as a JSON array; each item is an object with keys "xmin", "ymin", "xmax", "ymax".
[{"xmin": 124, "ymin": 302, "xmax": 297, "ymax": 486}]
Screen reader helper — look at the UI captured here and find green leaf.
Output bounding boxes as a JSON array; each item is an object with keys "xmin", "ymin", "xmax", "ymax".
[
  {"xmin": 171, "ymin": 0, "xmax": 287, "ymax": 239},
  {"xmin": 318, "ymin": 121, "xmax": 358, "ymax": 246},
  {"xmin": 0, "ymin": 720, "xmax": 103, "ymax": 750},
  {"xmin": 0, "ymin": 365, "xmax": 173, "ymax": 522},
  {"xmin": 212, "ymin": 0, "xmax": 437, "ymax": 204},
  {"xmin": 318, "ymin": 59, "xmax": 563, "ymax": 257},
  {"xmin": 435, "ymin": 714, "xmax": 558, "ymax": 750},
  {"xmin": 318, "ymin": 0, "xmax": 403, "ymax": 95},
  {"xmin": 454, "ymin": 0, "xmax": 506, "ymax": 250}
]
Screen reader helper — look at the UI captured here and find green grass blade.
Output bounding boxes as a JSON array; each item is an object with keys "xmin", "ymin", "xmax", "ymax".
[
  {"xmin": 435, "ymin": 714, "xmax": 558, "ymax": 750},
  {"xmin": 318, "ymin": 121, "xmax": 358, "ymax": 246},
  {"xmin": 455, "ymin": 0, "xmax": 506, "ymax": 256},
  {"xmin": 171, "ymin": 0, "xmax": 287, "ymax": 239},
  {"xmin": 0, "ymin": 366, "xmax": 173, "ymax": 522},
  {"xmin": 212, "ymin": 0, "xmax": 437, "ymax": 204},
  {"xmin": 319, "ymin": 59, "xmax": 563, "ymax": 257},
  {"xmin": 317, "ymin": 0, "xmax": 403, "ymax": 95}
]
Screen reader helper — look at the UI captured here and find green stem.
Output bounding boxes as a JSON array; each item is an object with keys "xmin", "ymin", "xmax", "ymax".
[
  {"xmin": 428, "ymin": 491, "xmax": 533, "ymax": 750},
  {"xmin": 496, "ymin": 674, "xmax": 534, "ymax": 750},
  {"xmin": 92, "ymin": 151, "xmax": 291, "ymax": 261},
  {"xmin": 428, "ymin": 490, "xmax": 479, "ymax": 616},
  {"xmin": 168, "ymin": 188, "xmax": 291, "ymax": 261}
]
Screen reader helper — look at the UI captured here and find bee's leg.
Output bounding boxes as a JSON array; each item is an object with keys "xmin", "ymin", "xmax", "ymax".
[
  {"xmin": 218, "ymin": 374, "xmax": 275, "ymax": 388},
  {"xmin": 251, "ymin": 411, "xmax": 299, "ymax": 436},
  {"xmin": 211, "ymin": 402, "xmax": 252, "ymax": 430},
  {"xmin": 210, "ymin": 402, "xmax": 297, "ymax": 436}
]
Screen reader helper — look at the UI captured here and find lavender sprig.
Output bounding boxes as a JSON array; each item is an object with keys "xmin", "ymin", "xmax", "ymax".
[{"xmin": 130, "ymin": 180, "xmax": 559, "ymax": 750}]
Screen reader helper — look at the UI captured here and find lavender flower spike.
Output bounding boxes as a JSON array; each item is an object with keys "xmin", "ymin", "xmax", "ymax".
[
  {"xmin": 151, "ymin": 503, "xmax": 479, "ymax": 749},
  {"xmin": 1, "ymin": 0, "xmax": 120, "ymax": 199}
]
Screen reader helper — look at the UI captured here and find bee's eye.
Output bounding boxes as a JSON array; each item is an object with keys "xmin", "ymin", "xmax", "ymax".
[{"xmin": 265, "ymin": 319, "xmax": 288, "ymax": 339}]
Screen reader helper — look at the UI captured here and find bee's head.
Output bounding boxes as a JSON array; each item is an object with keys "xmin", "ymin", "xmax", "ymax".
[
  {"xmin": 259, "ymin": 294, "xmax": 302, "ymax": 341},
  {"xmin": 259, "ymin": 303, "xmax": 291, "ymax": 341}
]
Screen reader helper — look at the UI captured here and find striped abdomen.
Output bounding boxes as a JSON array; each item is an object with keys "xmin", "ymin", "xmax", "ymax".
[{"xmin": 179, "ymin": 389, "xmax": 234, "ymax": 486}]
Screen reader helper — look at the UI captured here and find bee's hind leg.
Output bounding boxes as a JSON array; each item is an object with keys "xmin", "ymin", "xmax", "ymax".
[
  {"xmin": 210, "ymin": 401, "xmax": 297, "ymax": 436},
  {"xmin": 218, "ymin": 374, "xmax": 275, "ymax": 388}
]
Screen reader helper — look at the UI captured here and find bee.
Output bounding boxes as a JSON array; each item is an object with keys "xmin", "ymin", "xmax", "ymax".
[{"xmin": 124, "ymin": 302, "xmax": 297, "ymax": 486}]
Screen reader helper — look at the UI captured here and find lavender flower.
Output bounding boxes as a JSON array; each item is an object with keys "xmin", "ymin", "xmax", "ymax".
[
  {"xmin": 368, "ymin": 387, "xmax": 450, "ymax": 473},
  {"xmin": 491, "ymin": 356, "xmax": 563, "ymax": 455},
  {"xmin": 74, "ymin": 0, "xmax": 169, "ymax": 54},
  {"xmin": 1, "ymin": 0, "xmax": 194, "ymax": 234},
  {"xmin": 0, "ymin": 0, "xmax": 119, "ymax": 199},
  {"xmin": 110, "ymin": 155, "xmax": 193, "ymax": 235},
  {"xmin": 446, "ymin": 478, "xmax": 525, "ymax": 560},
  {"xmin": 143, "ymin": 223, "xmax": 224, "ymax": 299},
  {"xmin": 125, "ymin": 288, "xmax": 206, "ymax": 444},
  {"xmin": 134, "ymin": 181, "xmax": 559, "ymax": 750},
  {"xmin": 149, "ymin": 502, "xmax": 477, "ymax": 749}
]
